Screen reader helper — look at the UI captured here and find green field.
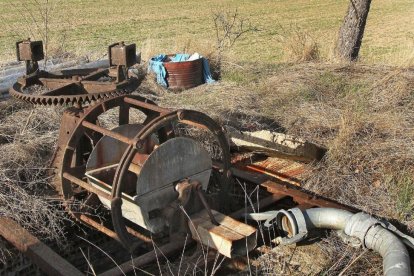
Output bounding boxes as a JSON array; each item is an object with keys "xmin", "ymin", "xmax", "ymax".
[{"xmin": 0, "ymin": 0, "xmax": 413, "ymax": 65}]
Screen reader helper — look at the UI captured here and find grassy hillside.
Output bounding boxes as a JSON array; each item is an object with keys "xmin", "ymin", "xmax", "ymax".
[{"xmin": 0, "ymin": 0, "xmax": 413, "ymax": 65}]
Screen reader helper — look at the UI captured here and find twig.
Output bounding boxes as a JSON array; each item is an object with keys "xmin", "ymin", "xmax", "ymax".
[{"xmin": 338, "ymin": 249, "xmax": 367, "ymax": 276}]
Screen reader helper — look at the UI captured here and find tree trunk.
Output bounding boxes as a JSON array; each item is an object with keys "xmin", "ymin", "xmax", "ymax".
[{"xmin": 335, "ymin": 0, "xmax": 372, "ymax": 61}]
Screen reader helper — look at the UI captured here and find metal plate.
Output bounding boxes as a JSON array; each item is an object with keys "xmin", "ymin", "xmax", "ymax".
[
  {"xmin": 133, "ymin": 137, "xmax": 212, "ymax": 232},
  {"xmin": 136, "ymin": 137, "xmax": 212, "ymax": 196}
]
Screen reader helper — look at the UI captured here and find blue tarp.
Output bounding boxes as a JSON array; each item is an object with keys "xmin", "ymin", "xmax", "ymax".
[
  {"xmin": 148, "ymin": 54, "xmax": 168, "ymax": 87},
  {"xmin": 148, "ymin": 53, "xmax": 215, "ymax": 88}
]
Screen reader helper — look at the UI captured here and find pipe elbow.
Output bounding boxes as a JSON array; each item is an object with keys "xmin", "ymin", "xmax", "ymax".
[{"xmin": 365, "ymin": 225, "xmax": 411, "ymax": 276}]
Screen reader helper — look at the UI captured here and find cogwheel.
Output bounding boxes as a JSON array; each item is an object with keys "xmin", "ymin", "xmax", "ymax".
[{"xmin": 9, "ymin": 69, "xmax": 141, "ymax": 107}]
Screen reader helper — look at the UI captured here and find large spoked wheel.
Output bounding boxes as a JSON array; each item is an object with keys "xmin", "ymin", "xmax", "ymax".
[
  {"xmin": 111, "ymin": 109, "xmax": 232, "ymax": 250},
  {"xmin": 53, "ymin": 95, "xmax": 231, "ymax": 250}
]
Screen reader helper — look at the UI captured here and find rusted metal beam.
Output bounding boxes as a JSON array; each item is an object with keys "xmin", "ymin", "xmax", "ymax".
[
  {"xmin": 260, "ymin": 180, "xmax": 355, "ymax": 211},
  {"xmin": 81, "ymin": 121, "xmax": 135, "ymax": 145},
  {"xmin": 0, "ymin": 217, "xmax": 83, "ymax": 276},
  {"xmin": 232, "ymin": 167, "xmax": 357, "ymax": 212},
  {"xmin": 99, "ymin": 239, "xmax": 188, "ymax": 276},
  {"xmin": 124, "ymin": 96, "xmax": 170, "ymax": 114},
  {"xmin": 79, "ymin": 214, "xmax": 153, "ymax": 245},
  {"xmin": 79, "ymin": 214, "xmax": 120, "ymax": 242}
]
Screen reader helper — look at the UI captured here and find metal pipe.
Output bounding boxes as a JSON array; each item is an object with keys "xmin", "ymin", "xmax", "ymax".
[
  {"xmin": 365, "ymin": 225, "xmax": 411, "ymax": 276},
  {"xmin": 304, "ymin": 208, "xmax": 353, "ymax": 230},
  {"xmin": 278, "ymin": 208, "xmax": 411, "ymax": 276}
]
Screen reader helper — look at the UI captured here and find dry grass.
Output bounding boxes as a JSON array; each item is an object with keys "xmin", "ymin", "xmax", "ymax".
[
  {"xmin": 0, "ymin": 99, "xmax": 68, "ymax": 263},
  {"xmin": 1, "ymin": 45, "xmax": 413, "ymax": 274}
]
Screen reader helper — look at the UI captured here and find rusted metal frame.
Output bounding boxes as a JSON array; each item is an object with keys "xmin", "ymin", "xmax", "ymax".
[
  {"xmin": 178, "ymin": 110, "xmax": 233, "ymax": 209},
  {"xmin": 0, "ymin": 217, "xmax": 83, "ymax": 276},
  {"xmin": 124, "ymin": 96, "xmax": 170, "ymax": 114},
  {"xmin": 110, "ymin": 109, "xmax": 232, "ymax": 251},
  {"xmin": 99, "ymin": 238, "xmax": 190, "ymax": 276},
  {"xmin": 119, "ymin": 102, "xmax": 129, "ymax": 125},
  {"xmin": 9, "ymin": 57, "xmax": 139, "ymax": 106},
  {"xmin": 179, "ymin": 119, "xmax": 208, "ymax": 130},
  {"xmin": 16, "ymin": 39, "xmax": 43, "ymax": 75},
  {"xmin": 58, "ymin": 95, "xmax": 163, "ymax": 241},
  {"xmin": 82, "ymin": 120, "xmax": 136, "ymax": 146},
  {"xmin": 261, "ymin": 180, "xmax": 356, "ymax": 210},
  {"xmin": 80, "ymin": 81, "xmax": 118, "ymax": 92},
  {"xmin": 240, "ymin": 163, "xmax": 303, "ymax": 186},
  {"xmin": 177, "ymin": 110, "xmax": 232, "ymax": 178},
  {"xmin": 38, "ymin": 77, "xmax": 76, "ymax": 89},
  {"xmin": 126, "ymin": 227, "xmax": 153, "ymax": 244},
  {"xmin": 231, "ymin": 167, "xmax": 357, "ymax": 212}
]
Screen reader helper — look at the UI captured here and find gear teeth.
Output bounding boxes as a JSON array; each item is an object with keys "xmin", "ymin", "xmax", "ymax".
[{"xmin": 10, "ymin": 75, "xmax": 139, "ymax": 107}]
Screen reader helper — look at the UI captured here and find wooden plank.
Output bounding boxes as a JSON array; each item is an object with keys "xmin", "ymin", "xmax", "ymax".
[
  {"xmin": 0, "ymin": 217, "xmax": 83, "ymax": 276},
  {"xmin": 189, "ymin": 209, "xmax": 257, "ymax": 258}
]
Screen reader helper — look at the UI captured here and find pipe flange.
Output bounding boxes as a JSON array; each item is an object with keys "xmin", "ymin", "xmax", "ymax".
[{"xmin": 275, "ymin": 208, "xmax": 308, "ymax": 245}]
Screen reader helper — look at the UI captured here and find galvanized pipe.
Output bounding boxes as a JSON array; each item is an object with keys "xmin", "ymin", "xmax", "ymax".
[
  {"xmin": 303, "ymin": 208, "xmax": 353, "ymax": 230},
  {"xmin": 277, "ymin": 208, "xmax": 411, "ymax": 276},
  {"xmin": 365, "ymin": 225, "xmax": 411, "ymax": 276}
]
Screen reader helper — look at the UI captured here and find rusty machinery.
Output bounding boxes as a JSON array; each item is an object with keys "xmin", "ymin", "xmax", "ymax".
[
  {"xmin": 10, "ymin": 39, "xmax": 140, "ymax": 106},
  {"xmin": 8, "ymin": 40, "xmax": 412, "ymax": 276},
  {"xmin": 50, "ymin": 94, "xmax": 258, "ymax": 259}
]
